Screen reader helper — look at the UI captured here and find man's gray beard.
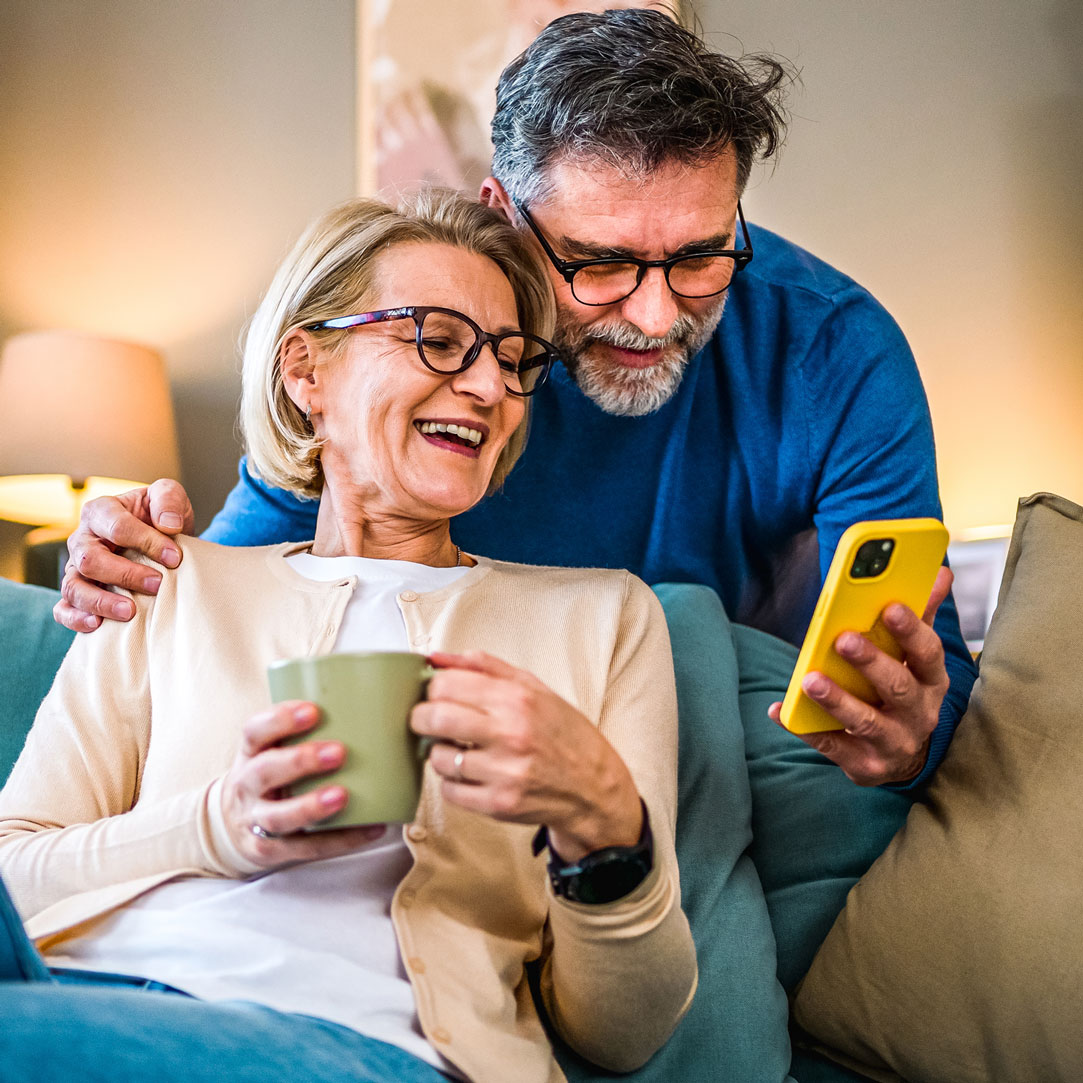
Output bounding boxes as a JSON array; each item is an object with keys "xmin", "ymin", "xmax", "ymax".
[{"xmin": 554, "ymin": 298, "xmax": 727, "ymax": 417}]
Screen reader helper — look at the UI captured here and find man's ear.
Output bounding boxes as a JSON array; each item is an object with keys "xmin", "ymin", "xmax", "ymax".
[
  {"xmin": 279, "ymin": 329, "xmax": 322, "ymax": 416},
  {"xmin": 479, "ymin": 176, "xmax": 515, "ymax": 224}
]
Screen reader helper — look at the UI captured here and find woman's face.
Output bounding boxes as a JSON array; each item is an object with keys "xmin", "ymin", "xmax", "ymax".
[{"xmin": 311, "ymin": 242, "xmax": 527, "ymax": 523}]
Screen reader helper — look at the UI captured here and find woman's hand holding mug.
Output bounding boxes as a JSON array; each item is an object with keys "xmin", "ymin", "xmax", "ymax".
[
  {"xmin": 220, "ymin": 701, "xmax": 386, "ymax": 870},
  {"xmin": 413, "ymin": 651, "xmax": 644, "ymax": 861}
]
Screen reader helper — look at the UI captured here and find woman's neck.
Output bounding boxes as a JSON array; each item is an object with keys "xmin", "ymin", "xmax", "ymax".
[{"xmin": 310, "ymin": 487, "xmax": 462, "ymax": 567}]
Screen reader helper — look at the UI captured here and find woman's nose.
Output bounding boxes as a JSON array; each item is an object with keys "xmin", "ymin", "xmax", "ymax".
[{"xmin": 449, "ymin": 344, "xmax": 507, "ymax": 403}]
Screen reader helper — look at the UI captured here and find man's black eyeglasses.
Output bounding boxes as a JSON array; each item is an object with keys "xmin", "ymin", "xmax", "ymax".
[
  {"xmin": 514, "ymin": 200, "xmax": 753, "ymax": 307},
  {"xmin": 304, "ymin": 305, "xmax": 557, "ymax": 397}
]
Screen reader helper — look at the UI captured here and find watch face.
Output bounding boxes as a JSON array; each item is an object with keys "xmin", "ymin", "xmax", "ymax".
[
  {"xmin": 571, "ymin": 855, "xmax": 653, "ymax": 905},
  {"xmin": 552, "ymin": 847, "xmax": 653, "ymax": 905},
  {"xmin": 546, "ymin": 799, "xmax": 654, "ymax": 904}
]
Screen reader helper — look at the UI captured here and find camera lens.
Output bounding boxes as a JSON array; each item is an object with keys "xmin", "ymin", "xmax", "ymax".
[{"xmin": 851, "ymin": 537, "xmax": 894, "ymax": 578}]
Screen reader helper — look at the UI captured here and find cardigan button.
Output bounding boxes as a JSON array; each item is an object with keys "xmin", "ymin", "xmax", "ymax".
[
  {"xmin": 399, "ymin": 889, "xmax": 415, "ymax": 908},
  {"xmin": 407, "ymin": 956, "xmax": 426, "ymax": 974},
  {"xmin": 431, "ymin": 1027, "xmax": 452, "ymax": 1044},
  {"xmin": 399, "ymin": 590, "xmax": 419, "ymax": 602},
  {"xmin": 407, "ymin": 823, "xmax": 427, "ymax": 842}
]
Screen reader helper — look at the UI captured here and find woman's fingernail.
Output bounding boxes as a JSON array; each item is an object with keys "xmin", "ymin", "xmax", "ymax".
[
  {"xmin": 320, "ymin": 787, "xmax": 346, "ymax": 808},
  {"xmin": 317, "ymin": 743, "xmax": 343, "ymax": 766}
]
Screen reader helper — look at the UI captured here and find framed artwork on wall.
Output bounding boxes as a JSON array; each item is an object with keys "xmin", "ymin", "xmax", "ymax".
[{"xmin": 356, "ymin": 0, "xmax": 680, "ymax": 197}]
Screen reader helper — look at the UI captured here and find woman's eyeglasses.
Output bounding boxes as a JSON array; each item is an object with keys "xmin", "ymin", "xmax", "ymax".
[{"xmin": 304, "ymin": 305, "xmax": 557, "ymax": 397}]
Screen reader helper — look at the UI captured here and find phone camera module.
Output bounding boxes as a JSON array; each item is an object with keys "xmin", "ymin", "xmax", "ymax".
[{"xmin": 851, "ymin": 538, "xmax": 894, "ymax": 578}]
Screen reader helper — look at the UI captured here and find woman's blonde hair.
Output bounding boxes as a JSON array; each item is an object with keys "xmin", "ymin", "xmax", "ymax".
[{"xmin": 241, "ymin": 188, "xmax": 556, "ymax": 499}]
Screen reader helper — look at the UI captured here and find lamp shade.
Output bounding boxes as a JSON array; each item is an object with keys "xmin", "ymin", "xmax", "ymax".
[{"xmin": 0, "ymin": 330, "xmax": 180, "ymax": 527}]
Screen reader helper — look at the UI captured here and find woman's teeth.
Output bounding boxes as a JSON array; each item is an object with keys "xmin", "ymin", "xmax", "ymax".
[{"xmin": 417, "ymin": 421, "xmax": 483, "ymax": 447}]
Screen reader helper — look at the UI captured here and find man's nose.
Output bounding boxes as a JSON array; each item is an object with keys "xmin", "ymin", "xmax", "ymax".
[{"xmin": 616, "ymin": 267, "xmax": 679, "ymax": 341}]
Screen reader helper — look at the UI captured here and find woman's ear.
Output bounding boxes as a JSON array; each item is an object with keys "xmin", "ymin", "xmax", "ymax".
[{"xmin": 279, "ymin": 329, "xmax": 321, "ymax": 417}]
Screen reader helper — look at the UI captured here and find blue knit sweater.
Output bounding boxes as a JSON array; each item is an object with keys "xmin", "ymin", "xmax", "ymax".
[{"xmin": 206, "ymin": 223, "xmax": 976, "ymax": 785}]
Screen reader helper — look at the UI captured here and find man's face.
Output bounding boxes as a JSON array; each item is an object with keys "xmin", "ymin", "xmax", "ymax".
[{"xmin": 518, "ymin": 152, "xmax": 740, "ymax": 416}]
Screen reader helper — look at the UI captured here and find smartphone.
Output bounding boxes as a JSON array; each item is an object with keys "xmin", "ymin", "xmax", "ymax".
[{"xmin": 779, "ymin": 518, "xmax": 949, "ymax": 734}]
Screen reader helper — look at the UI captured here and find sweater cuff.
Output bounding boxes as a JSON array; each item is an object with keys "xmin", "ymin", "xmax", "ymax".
[{"xmin": 201, "ymin": 777, "xmax": 263, "ymax": 877}]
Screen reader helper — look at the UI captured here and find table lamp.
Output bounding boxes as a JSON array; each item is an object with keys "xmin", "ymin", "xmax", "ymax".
[{"xmin": 0, "ymin": 330, "xmax": 181, "ymax": 587}]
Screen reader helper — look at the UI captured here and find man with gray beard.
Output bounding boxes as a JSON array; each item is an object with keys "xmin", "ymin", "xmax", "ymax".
[
  {"xmin": 546, "ymin": 307, "xmax": 712, "ymax": 418},
  {"xmin": 59, "ymin": 10, "xmax": 975, "ymax": 790}
]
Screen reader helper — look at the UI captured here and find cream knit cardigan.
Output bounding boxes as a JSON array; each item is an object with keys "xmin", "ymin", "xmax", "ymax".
[{"xmin": 0, "ymin": 538, "xmax": 696, "ymax": 1083}]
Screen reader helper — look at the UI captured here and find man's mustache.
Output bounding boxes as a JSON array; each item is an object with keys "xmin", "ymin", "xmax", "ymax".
[{"xmin": 580, "ymin": 316, "xmax": 702, "ymax": 352}]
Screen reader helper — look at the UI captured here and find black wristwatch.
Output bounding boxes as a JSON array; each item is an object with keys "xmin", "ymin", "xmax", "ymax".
[{"xmin": 533, "ymin": 801, "xmax": 654, "ymax": 905}]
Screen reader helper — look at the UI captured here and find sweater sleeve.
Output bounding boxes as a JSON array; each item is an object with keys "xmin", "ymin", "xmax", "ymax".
[
  {"xmin": 803, "ymin": 289, "xmax": 977, "ymax": 784},
  {"xmin": 537, "ymin": 574, "xmax": 697, "ymax": 1072},
  {"xmin": 0, "ymin": 583, "xmax": 241, "ymax": 920}
]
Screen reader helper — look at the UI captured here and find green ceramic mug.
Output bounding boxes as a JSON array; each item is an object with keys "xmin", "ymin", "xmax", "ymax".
[{"xmin": 267, "ymin": 651, "xmax": 433, "ymax": 828}]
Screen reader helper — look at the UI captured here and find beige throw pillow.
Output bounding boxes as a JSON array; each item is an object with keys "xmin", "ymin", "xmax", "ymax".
[{"xmin": 791, "ymin": 492, "xmax": 1083, "ymax": 1083}]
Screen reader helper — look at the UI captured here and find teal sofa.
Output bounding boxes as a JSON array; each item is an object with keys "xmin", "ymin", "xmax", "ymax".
[{"xmin": 0, "ymin": 576, "xmax": 907, "ymax": 1082}]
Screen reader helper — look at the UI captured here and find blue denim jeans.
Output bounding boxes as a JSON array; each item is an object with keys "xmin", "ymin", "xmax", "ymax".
[{"xmin": 0, "ymin": 877, "xmax": 451, "ymax": 1083}]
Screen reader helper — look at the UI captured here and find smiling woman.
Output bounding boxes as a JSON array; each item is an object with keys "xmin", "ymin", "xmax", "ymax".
[
  {"xmin": 0, "ymin": 188, "xmax": 695, "ymax": 1083},
  {"xmin": 278, "ymin": 241, "xmax": 531, "ymax": 552},
  {"xmin": 241, "ymin": 189, "xmax": 555, "ymax": 510}
]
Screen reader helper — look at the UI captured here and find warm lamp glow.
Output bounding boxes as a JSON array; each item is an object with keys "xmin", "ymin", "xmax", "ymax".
[
  {"xmin": 0, "ymin": 331, "xmax": 180, "ymax": 529},
  {"xmin": 0, "ymin": 475, "xmax": 152, "ymax": 528}
]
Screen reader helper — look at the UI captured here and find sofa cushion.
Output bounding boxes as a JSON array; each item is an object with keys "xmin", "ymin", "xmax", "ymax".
[
  {"xmin": 0, "ymin": 580, "xmax": 73, "ymax": 784},
  {"xmin": 559, "ymin": 583, "xmax": 796, "ymax": 1083},
  {"xmin": 792, "ymin": 493, "xmax": 1083, "ymax": 1083},
  {"xmin": 562, "ymin": 585, "xmax": 884, "ymax": 1083},
  {"xmin": 734, "ymin": 624, "xmax": 914, "ymax": 993}
]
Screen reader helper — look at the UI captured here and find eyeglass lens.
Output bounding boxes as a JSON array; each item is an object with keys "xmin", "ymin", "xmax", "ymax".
[
  {"xmin": 571, "ymin": 255, "xmax": 738, "ymax": 306},
  {"xmin": 418, "ymin": 310, "xmax": 549, "ymax": 395}
]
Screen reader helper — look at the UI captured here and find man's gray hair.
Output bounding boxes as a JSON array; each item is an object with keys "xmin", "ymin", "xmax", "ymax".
[{"xmin": 491, "ymin": 8, "xmax": 793, "ymax": 204}]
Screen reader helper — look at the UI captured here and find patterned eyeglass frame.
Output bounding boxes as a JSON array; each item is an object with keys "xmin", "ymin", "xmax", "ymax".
[{"xmin": 304, "ymin": 305, "xmax": 558, "ymax": 397}]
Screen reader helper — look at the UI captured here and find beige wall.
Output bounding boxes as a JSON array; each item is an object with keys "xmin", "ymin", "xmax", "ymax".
[
  {"xmin": 693, "ymin": 0, "xmax": 1083, "ymax": 535},
  {"xmin": 0, "ymin": 0, "xmax": 356, "ymax": 577}
]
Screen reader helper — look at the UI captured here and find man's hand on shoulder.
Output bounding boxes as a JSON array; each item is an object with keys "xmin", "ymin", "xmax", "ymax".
[
  {"xmin": 55, "ymin": 478, "xmax": 195, "ymax": 633},
  {"xmin": 768, "ymin": 567, "xmax": 954, "ymax": 786}
]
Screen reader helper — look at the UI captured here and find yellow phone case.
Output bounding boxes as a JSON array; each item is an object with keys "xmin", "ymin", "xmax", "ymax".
[{"xmin": 779, "ymin": 518, "xmax": 949, "ymax": 735}]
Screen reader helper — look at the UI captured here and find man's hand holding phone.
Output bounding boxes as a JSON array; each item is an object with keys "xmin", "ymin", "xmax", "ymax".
[{"xmin": 769, "ymin": 520, "xmax": 954, "ymax": 787}]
